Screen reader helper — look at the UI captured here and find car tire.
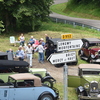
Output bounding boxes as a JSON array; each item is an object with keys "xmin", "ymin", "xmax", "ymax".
[
  {"xmin": 78, "ymin": 92, "xmax": 84, "ymax": 100},
  {"xmin": 39, "ymin": 94, "xmax": 54, "ymax": 100},
  {"xmin": 88, "ymin": 57, "xmax": 92, "ymax": 63},
  {"xmin": 43, "ymin": 79, "xmax": 53, "ymax": 88},
  {"xmin": 78, "ymin": 50, "xmax": 84, "ymax": 59},
  {"xmin": 0, "ymin": 79, "xmax": 4, "ymax": 83},
  {"xmin": 54, "ymin": 63, "xmax": 64, "ymax": 68}
]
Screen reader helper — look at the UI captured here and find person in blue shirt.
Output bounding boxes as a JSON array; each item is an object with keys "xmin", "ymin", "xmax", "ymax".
[
  {"xmin": 29, "ymin": 36, "xmax": 36, "ymax": 46},
  {"xmin": 39, "ymin": 38, "xmax": 45, "ymax": 47},
  {"xmin": 16, "ymin": 46, "xmax": 25, "ymax": 61}
]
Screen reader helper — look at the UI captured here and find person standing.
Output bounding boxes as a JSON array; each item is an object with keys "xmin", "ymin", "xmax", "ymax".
[
  {"xmin": 35, "ymin": 42, "xmax": 45, "ymax": 63},
  {"xmin": 45, "ymin": 34, "xmax": 49, "ymax": 43},
  {"xmin": 39, "ymin": 38, "xmax": 45, "ymax": 47},
  {"xmin": 16, "ymin": 46, "xmax": 25, "ymax": 61},
  {"xmin": 25, "ymin": 44, "xmax": 33, "ymax": 67},
  {"xmin": 6, "ymin": 48, "xmax": 14, "ymax": 60},
  {"xmin": 19, "ymin": 33, "xmax": 25, "ymax": 46}
]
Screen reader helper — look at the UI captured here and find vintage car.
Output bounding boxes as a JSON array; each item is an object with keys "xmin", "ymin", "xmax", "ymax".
[
  {"xmin": 0, "ymin": 73, "xmax": 59, "ymax": 100},
  {"xmin": 68, "ymin": 64, "xmax": 100, "ymax": 100},
  {"xmin": 0, "ymin": 60, "xmax": 56, "ymax": 88},
  {"xmin": 46, "ymin": 38, "xmax": 78, "ymax": 67},
  {"xmin": 78, "ymin": 38, "xmax": 100, "ymax": 63}
]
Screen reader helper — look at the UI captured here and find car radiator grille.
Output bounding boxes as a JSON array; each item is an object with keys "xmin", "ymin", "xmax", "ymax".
[{"xmin": 89, "ymin": 82, "xmax": 99, "ymax": 97}]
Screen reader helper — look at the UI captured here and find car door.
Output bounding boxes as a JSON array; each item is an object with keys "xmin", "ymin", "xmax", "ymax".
[
  {"xmin": 0, "ymin": 89, "xmax": 9, "ymax": 100},
  {"xmin": 68, "ymin": 75, "xmax": 80, "ymax": 88},
  {"xmin": 68, "ymin": 68, "xmax": 80, "ymax": 88},
  {"xmin": 10, "ymin": 87, "xmax": 35, "ymax": 100}
]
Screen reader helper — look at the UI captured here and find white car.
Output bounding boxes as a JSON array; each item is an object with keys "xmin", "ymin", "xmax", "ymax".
[{"xmin": 0, "ymin": 73, "xmax": 59, "ymax": 100}]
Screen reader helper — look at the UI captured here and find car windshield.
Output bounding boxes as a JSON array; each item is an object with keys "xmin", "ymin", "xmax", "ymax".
[{"xmin": 83, "ymin": 70, "xmax": 100, "ymax": 75}]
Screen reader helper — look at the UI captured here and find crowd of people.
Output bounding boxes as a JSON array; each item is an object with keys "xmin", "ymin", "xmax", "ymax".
[{"xmin": 8, "ymin": 33, "xmax": 51, "ymax": 67}]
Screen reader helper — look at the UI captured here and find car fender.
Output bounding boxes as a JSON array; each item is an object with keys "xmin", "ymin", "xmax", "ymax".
[
  {"xmin": 34, "ymin": 73, "xmax": 42, "ymax": 79},
  {"xmin": 38, "ymin": 92, "xmax": 54, "ymax": 100},
  {"xmin": 42, "ymin": 76, "xmax": 56, "ymax": 82}
]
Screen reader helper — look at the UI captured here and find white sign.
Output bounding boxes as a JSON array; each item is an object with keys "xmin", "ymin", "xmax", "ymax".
[
  {"xmin": 57, "ymin": 39, "xmax": 83, "ymax": 51},
  {"xmin": 10, "ymin": 36, "xmax": 15, "ymax": 43},
  {"xmin": 49, "ymin": 51, "xmax": 76, "ymax": 64}
]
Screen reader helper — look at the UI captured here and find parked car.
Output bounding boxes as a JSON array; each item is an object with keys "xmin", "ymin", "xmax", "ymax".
[
  {"xmin": 0, "ymin": 73, "xmax": 59, "ymax": 100},
  {"xmin": 0, "ymin": 60, "xmax": 56, "ymax": 88},
  {"xmin": 46, "ymin": 38, "xmax": 78, "ymax": 67},
  {"xmin": 68, "ymin": 64, "xmax": 100, "ymax": 100},
  {"xmin": 78, "ymin": 38, "xmax": 100, "ymax": 63}
]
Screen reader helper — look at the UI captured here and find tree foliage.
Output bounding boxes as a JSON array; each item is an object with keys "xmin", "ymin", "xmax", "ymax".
[
  {"xmin": 0, "ymin": 0, "xmax": 53, "ymax": 32},
  {"xmin": 0, "ymin": 21, "xmax": 5, "ymax": 33}
]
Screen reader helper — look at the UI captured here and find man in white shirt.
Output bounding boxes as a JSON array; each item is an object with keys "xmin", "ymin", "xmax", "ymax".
[{"xmin": 25, "ymin": 44, "xmax": 33, "ymax": 67}]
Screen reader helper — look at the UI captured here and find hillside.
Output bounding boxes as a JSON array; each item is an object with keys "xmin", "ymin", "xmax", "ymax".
[{"xmin": 51, "ymin": 0, "xmax": 100, "ymax": 20}]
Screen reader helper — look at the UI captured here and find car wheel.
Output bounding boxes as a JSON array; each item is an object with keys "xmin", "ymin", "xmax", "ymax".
[
  {"xmin": 78, "ymin": 92, "xmax": 84, "ymax": 100},
  {"xmin": 43, "ymin": 79, "xmax": 53, "ymax": 88},
  {"xmin": 78, "ymin": 50, "xmax": 84, "ymax": 59},
  {"xmin": 54, "ymin": 63, "xmax": 64, "ymax": 68},
  {"xmin": 40, "ymin": 94, "xmax": 54, "ymax": 100},
  {"xmin": 0, "ymin": 79, "xmax": 4, "ymax": 83},
  {"xmin": 88, "ymin": 57, "xmax": 92, "ymax": 63}
]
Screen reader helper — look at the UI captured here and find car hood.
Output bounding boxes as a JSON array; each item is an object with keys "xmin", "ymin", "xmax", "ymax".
[
  {"xmin": 83, "ymin": 75, "xmax": 100, "ymax": 82},
  {"xmin": 91, "ymin": 48, "xmax": 100, "ymax": 51},
  {"xmin": 29, "ymin": 68, "xmax": 47, "ymax": 77}
]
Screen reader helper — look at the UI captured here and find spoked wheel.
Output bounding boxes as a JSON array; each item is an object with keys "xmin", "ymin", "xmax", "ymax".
[
  {"xmin": 40, "ymin": 94, "xmax": 54, "ymax": 100},
  {"xmin": 88, "ymin": 57, "xmax": 92, "ymax": 63},
  {"xmin": 43, "ymin": 79, "xmax": 53, "ymax": 88},
  {"xmin": 78, "ymin": 92, "xmax": 84, "ymax": 100},
  {"xmin": 78, "ymin": 50, "xmax": 84, "ymax": 59}
]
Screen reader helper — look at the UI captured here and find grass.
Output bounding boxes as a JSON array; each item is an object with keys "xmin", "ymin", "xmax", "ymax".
[
  {"xmin": 3, "ymin": 21, "xmax": 100, "ymax": 53},
  {"xmin": 1, "ymin": 21, "xmax": 100, "ymax": 100},
  {"xmin": 55, "ymin": 83, "xmax": 78, "ymax": 100}
]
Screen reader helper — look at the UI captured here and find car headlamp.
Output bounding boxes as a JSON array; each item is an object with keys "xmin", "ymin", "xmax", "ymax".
[{"xmin": 84, "ymin": 83, "xmax": 89, "ymax": 89}]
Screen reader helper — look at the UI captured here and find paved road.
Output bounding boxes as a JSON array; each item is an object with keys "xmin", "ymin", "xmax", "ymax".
[
  {"xmin": 50, "ymin": 0, "xmax": 100, "ymax": 29},
  {"xmin": 53, "ymin": 0, "xmax": 67, "ymax": 4}
]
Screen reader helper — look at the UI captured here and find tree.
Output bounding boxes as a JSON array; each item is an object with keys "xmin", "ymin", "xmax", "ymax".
[
  {"xmin": 0, "ymin": 0, "xmax": 53, "ymax": 32},
  {"xmin": 0, "ymin": 20, "xmax": 5, "ymax": 33}
]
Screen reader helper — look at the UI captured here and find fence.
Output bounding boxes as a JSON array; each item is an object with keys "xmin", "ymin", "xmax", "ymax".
[{"xmin": 50, "ymin": 17, "xmax": 100, "ymax": 31}]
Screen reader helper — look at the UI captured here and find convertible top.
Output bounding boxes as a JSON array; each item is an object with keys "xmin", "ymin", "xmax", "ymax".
[
  {"xmin": 48, "ymin": 38, "xmax": 63, "ymax": 45},
  {"xmin": 82, "ymin": 38, "xmax": 100, "ymax": 44},
  {"xmin": 0, "ymin": 60, "xmax": 29, "ymax": 68},
  {"xmin": 79, "ymin": 64, "xmax": 100, "ymax": 69},
  {"xmin": 9, "ymin": 73, "xmax": 42, "ymax": 87}
]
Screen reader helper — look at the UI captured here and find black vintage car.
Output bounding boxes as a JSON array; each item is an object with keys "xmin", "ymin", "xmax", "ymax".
[
  {"xmin": 45, "ymin": 38, "xmax": 78, "ymax": 67},
  {"xmin": 0, "ymin": 60, "xmax": 56, "ymax": 88}
]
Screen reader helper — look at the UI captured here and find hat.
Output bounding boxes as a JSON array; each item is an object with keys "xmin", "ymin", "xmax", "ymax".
[
  {"xmin": 28, "ymin": 44, "xmax": 31, "ymax": 46},
  {"xmin": 31, "ymin": 36, "xmax": 33, "ymax": 38},
  {"xmin": 40, "ymin": 38, "xmax": 44, "ymax": 40}
]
